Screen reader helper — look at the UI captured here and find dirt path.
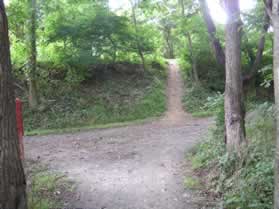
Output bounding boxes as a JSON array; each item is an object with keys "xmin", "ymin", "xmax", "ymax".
[{"xmin": 25, "ymin": 60, "xmax": 212, "ymax": 209}]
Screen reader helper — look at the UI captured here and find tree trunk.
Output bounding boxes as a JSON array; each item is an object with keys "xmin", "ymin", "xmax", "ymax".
[
  {"xmin": 164, "ymin": 28, "xmax": 174, "ymax": 59},
  {"xmin": 272, "ymin": 0, "xmax": 279, "ymax": 208},
  {"xmin": 0, "ymin": 1, "xmax": 28, "ymax": 209},
  {"xmin": 130, "ymin": 0, "xmax": 146, "ymax": 72},
  {"xmin": 181, "ymin": 0, "xmax": 199, "ymax": 84},
  {"xmin": 224, "ymin": 0, "xmax": 246, "ymax": 153},
  {"xmin": 28, "ymin": 79, "xmax": 38, "ymax": 108},
  {"xmin": 28, "ymin": 0, "xmax": 39, "ymax": 109},
  {"xmin": 108, "ymin": 36, "xmax": 117, "ymax": 65},
  {"xmin": 242, "ymin": 9, "xmax": 270, "ymax": 99},
  {"xmin": 199, "ymin": 0, "xmax": 226, "ymax": 68},
  {"xmin": 251, "ymin": 19, "xmax": 268, "ymax": 74},
  {"xmin": 180, "ymin": 0, "xmax": 185, "ymax": 16},
  {"xmin": 243, "ymin": 10, "xmax": 270, "ymax": 82},
  {"xmin": 186, "ymin": 32, "xmax": 199, "ymax": 84}
]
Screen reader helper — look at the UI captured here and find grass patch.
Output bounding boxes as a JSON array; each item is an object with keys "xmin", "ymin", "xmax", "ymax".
[
  {"xmin": 24, "ymin": 66, "xmax": 167, "ymax": 135},
  {"xmin": 26, "ymin": 117, "xmax": 156, "ymax": 136},
  {"xmin": 184, "ymin": 176, "xmax": 201, "ymax": 190},
  {"xmin": 191, "ymin": 111, "xmax": 215, "ymax": 118},
  {"xmin": 25, "ymin": 161, "xmax": 75, "ymax": 209}
]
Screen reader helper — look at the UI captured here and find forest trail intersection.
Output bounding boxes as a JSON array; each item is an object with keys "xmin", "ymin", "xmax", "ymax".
[{"xmin": 25, "ymin": 61, "xmax": 212, "ymax": 209}]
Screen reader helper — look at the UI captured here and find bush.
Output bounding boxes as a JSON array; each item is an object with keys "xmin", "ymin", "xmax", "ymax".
[
  {"xmin": 24, "ymin": 65, "xmax": 167, "ymax": 134},
  {"xmin": 190, "ymin": 102, "xmax": 275, "ymax": 209},
  {"xmin": 183, "ymin": 84, "xmax": 223, "ymax": 117}
]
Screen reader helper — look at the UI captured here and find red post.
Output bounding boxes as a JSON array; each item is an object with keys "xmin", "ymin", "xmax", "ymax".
[{"xmin": 16, "ymin": 98, "xmax": 24, "ymax": 160}]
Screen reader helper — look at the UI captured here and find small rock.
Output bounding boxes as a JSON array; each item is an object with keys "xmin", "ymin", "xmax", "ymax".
[{"xmin": 54, "ymin": 191, "xmax": 61, "ymax": 195}]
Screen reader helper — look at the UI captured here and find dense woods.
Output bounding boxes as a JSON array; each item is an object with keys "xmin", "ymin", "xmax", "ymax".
[{"xmin": 2, "ymin": 0, "xmax": 279, "ymax": 208}]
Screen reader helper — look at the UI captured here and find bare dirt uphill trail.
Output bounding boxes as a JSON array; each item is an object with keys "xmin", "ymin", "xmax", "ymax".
[{"xmin": 25, "ymin": 60, "xmax": 212, "ymax": 209}]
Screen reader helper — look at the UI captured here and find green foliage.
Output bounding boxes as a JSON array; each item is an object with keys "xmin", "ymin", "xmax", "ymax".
[
  {"xmin": 190, "ymin": 102, "xmax": 275, "ymax": 209},
  {"xmin": 6, "ymin": 0, "xmax": 167, "ymax": 135},
  {"xmin": 259, "ymin": 64, "xmax": 273, "ymax": 88},
  {"xmin": 27, "ymin": 163, "xmax": 74, "ymax": 209},
  {"xmin": 183, "ymin": 85, "xmax": 212, "ymax": 114},
  {"xmin": 24, "ymin": 66, "xmax": 167, "ymax": 134},
  {"xmin": 179, "ymin": 49, "xmax": 225, "ymax": 91},
  {"xmin": 182, "ymin": 84, "xmax": 223, "ymax": 117},
  {"xmin": 8, "ymin": 0, "xmax": 164, "ymax": 91}
]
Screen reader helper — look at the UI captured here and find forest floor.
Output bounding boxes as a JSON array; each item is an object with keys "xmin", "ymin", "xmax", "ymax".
[{"xmin": 25, "ymin": 60, "xmax": 213, "ymax": 209}]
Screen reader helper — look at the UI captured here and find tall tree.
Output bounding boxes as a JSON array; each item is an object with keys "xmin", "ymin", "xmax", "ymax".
[
  {"xmin": 273, "ymin": 1, "xmax": 279, "ymax": 207},
  {"xmin": 199, "ymin": 0, "xmax": 225, "ymax": 68},
  {"xmin": 27, "ymin": 0, "xmax": 39, "ymax": 109},
  {"xmin": 264, "ymin": 0, "xmax": 279, "ymax": 207},
  {"xmin": 200, "ymin": 0, "xmax": 270, "ymax": 83},
  {"xmin": 185, "ymin": 32, "xmax": 199, "ymax": 83},
  {"xmin": 180, "ymin": 0, "xmax": 200, "ymax": 83},
  {"xmin": 130, "ymin": 0, "xmax": 146, "ymax": 71},
  {"xmin": 0, "ymin": 1, "xmax": 28, "ymax": 208},
  {"xmin": 244, "ymin": 10, "xmax": 270, "ymax": 80},
  {"xmin": 224, "ymin": 0, "xmax": 246, "ymax": 153},
  {"xmin": 162, "ymin": 21, "xmax": 175, "ymax": 59},
  {"xmin": 243, "ymin": 8, "xmax": 270, "ymax": 95}
]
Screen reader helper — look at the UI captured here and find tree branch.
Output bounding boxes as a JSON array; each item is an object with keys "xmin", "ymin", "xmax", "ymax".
[
  {"xmin": 199, "ymin": 0, "xmax": 226, "ymax": 68},
  {"xmin": 243, "ymin": 9, "xmax": 271, "ymax": 82},
  {"xmin": 263, "ymin": 0, "xmax": 273, "ymax": 24}
]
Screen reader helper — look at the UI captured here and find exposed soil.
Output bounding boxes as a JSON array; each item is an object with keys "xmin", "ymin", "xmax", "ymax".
[{"xmin": 25, "ymin": 60, "xmax": 213, "ymax": 209}]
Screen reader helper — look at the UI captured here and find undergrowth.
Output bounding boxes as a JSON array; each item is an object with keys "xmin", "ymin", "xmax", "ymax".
[
  {"xmin": 25, "ymin": 161, "xmax": 75, "ymax": 209},
  {"xmin": 183, "ymin": 83, "xmax": 222, "ymax": 117},
  {"xmin": 189, "ymin": 102, "xmax": 275, "ymax": 209},
  {"xmin": 23, "ymin": 65, "xmax": 167, "ymax": 135}
]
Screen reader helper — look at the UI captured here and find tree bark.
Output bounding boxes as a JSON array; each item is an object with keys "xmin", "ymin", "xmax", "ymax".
[
  {"xmin": 224, "ymin": 0, "xmax": 246, "ymax": 153},
  {"xmin": 0, "ymin": 1, "xmax": 28, "ymax": 209},
  {"xmin": 272, "ymin": 0, "xmax": 279, "ymax": 208},
  {"xmin": 199, "ymin": 0, "xmax": 226, "ymax": 68},
  {"xmin": 28, "ymin": 0, "xmax": 39, "ymax": 109}
]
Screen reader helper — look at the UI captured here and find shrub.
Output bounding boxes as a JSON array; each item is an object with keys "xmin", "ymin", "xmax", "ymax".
[
  {"xmin": 183, "ymin": 84, "xmax": 223, "ymax": 118},
  {"xmin": 190, "ymin": 102, "xmax": 275, "ymax": 209}
]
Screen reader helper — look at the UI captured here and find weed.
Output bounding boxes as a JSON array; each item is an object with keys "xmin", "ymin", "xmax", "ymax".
[
  {"xmin": 25, "ymin": 162, "xmax": 75, "ymax": 209},
  {"xmin": 184, "ymin": 176, "xmax": 201, "ymax": 189}
]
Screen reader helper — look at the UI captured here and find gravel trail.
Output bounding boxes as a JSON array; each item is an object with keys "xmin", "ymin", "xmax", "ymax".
[{"xmin": 25, "ymin": 60, "xmax": 212, "ymax": 209}]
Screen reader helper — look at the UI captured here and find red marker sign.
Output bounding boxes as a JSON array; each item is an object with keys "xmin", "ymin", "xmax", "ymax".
[{"xmin": 16, "ymin": 98, "xmax": 24, "ymax": 160}]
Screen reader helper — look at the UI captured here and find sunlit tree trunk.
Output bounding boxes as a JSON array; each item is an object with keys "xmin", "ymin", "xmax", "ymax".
[
  {"xmin": 224, "ymin": 0, "xmax": 246, "ymax": 153},
  {"xmin": 28, "ymin": 0, "xmax": 39, "ymax": 109},
  {"xmin": 0, "ymin": 1, "xmax": 28, "ymax": 208},
  {"xmin": 271, "ymin": 0, "xmax": 279, "ymax": 207}
]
